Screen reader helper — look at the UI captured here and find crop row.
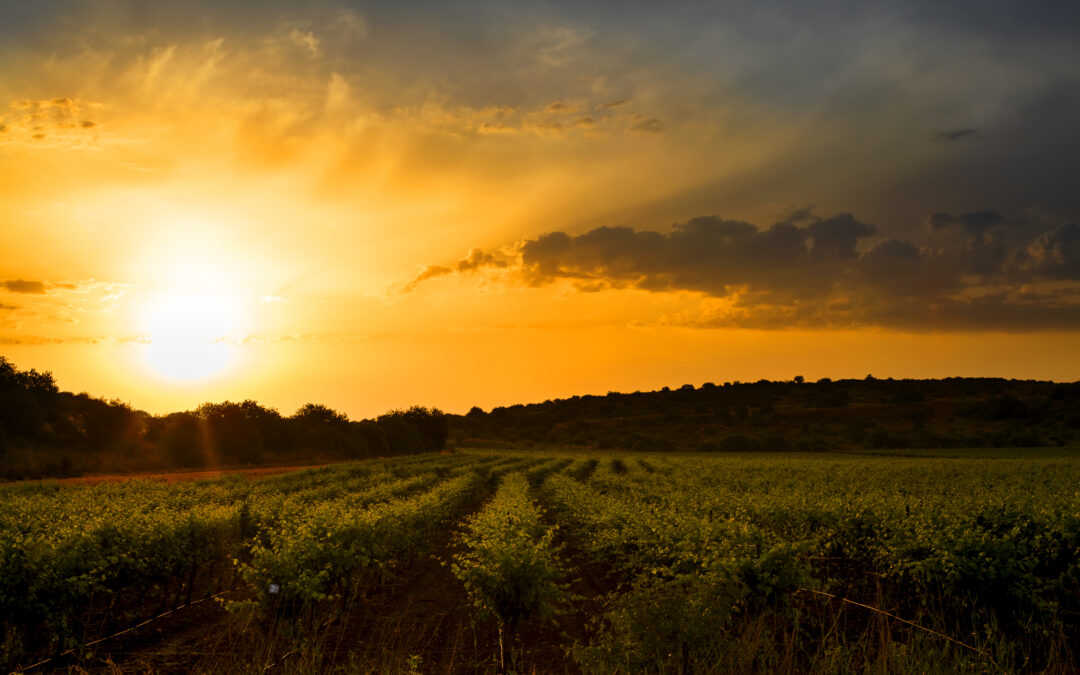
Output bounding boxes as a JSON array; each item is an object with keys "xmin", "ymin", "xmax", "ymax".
[
  {"xmin": 0, "ymin": 453, "xmax": 503, "ymax": 670},
  {"xmin": 540, "ymin": 454, "xmax": 1080, "ymax": 671}
]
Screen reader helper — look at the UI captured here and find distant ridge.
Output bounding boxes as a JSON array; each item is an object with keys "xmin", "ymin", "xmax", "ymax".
[{"xmin": 449, "ymin": 377, "xmax": 1080, "ymax": 453}]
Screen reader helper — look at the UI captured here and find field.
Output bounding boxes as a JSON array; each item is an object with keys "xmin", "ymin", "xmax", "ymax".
[{"xmin": 2, "ymin": 449, "xmax": 1079, "ymax": 674}]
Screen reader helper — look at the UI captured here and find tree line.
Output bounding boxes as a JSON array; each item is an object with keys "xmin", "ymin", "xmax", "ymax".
[
  {"xmin": 450, "ymin": 375, "xmax": 1080, "ymax": 453},
  {"xmin": 0, "ymin": 357, "xmax": 447, "ymax": 480}
]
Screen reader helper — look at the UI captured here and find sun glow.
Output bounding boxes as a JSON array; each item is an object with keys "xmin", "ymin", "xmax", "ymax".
[{"xmin": 138, "ymin": 292, "xmax": 247, "ymax": 381}]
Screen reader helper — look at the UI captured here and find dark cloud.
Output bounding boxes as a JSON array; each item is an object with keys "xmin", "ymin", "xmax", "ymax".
[
  {"xmin": 959, "ymin": 210, "xmax": 1005, "ymax": 234},
  {"xmin": 629, "ymin": 118, "xmax": 665, "ymax": 133},
  {"xmin": 1019, "ymin": 223, "xmax": 1080, "ymax": 280},
  {"xmin": 857, "ymin": 239, "xmax": 962, "ymax": 297},
  {"xmin": 926, "ymin": 212, "xmax": 958, "ymax": 229},
  {"xmin": 394, "ymin": 209, "xmax": 1080, "ymax": 331},
  {"xmin": 932, "ymin": 128, "xmax": 979, "ymax": 142},
  {"xmin": 518, "ymin": 214, "xmax": 876, "ymax": 296},
  {"xmin": 2, "ymin": 279, "xmax": 47, "ymax": 294},
  {"xmin": 0, "ymin": 302, "xmax": 19, "ymax": 310},
  {"xmin": 597, "ymin": 99, "xmax": 630, "ymax": 110},
  {"xmin": 807, "ymin": 214, "xmax": 875, "ymax": 260},
  {"xmin": 923, "ymin": 210, "xmax": 1040, "ymax": 276},
  {"xmin": 927, "ymin": 210, "xmax": 1004, "ymax": 234}
]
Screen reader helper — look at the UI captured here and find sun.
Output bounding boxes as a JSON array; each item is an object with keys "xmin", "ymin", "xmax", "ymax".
[{"xmin": 138, "ymin": 291, "xmax": 246, "ymax": 381}]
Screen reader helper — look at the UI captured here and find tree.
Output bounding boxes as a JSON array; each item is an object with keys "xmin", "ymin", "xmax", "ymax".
[
  {"xmin": 376, "ymin": 406, "xmax": 448, "ymax": 453},
  {"xmin": 291, "ymin": 403, "xmax": 353, "ymax": 455}
]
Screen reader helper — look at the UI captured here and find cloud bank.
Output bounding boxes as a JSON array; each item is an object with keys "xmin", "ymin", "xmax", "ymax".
[
  {"xmin": 406, "ymin": 210, "xmax": 1080, "ymax": 331},
  {"xmin": 2, "ymin": 279, "xmax": 48, "ymax": 294}
]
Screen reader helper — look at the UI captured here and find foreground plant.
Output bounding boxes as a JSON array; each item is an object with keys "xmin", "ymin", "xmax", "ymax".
[{"xmin": 451, "ymin": 472, "xmax": 569, "ymax": 671}]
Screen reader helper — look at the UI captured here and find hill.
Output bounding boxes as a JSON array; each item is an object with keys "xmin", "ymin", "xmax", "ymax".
[{"xmin": 449, "ymin": 376, "xmax": 1080, "ymax": 452}]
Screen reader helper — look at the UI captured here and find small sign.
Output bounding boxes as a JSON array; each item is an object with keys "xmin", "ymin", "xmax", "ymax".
[{"xmin": 269, "ymin": 583, "xmax": 280, "ymax": 595}]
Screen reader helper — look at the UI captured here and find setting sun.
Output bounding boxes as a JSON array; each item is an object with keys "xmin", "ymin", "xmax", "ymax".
[{"xmin": 137, "ymin": 291, "xmax": 246, "ymax": 381}]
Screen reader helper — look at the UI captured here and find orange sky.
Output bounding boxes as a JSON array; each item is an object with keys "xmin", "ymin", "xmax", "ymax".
[{"xmin": 2, "ymin": 1, "xmax": 1079, "ymax": 418}]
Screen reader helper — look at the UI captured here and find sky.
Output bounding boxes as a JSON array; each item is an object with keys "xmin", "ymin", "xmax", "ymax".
[{"xmin": 1, "ymin": 0, "xmax": 1079, "ymax": 418}]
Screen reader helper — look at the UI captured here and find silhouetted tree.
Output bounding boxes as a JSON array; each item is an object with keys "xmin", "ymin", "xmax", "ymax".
[
  {"xmin": 376, "ymin": 406, "xmax": 447, "ymax": 454},
  {"xmin": 291, "ymin": 403, "xmax": 356, "ymax": 455},
  {"xmin": 196, "ymin": 401, "xmax": 270, "ymax": 464},
  {"xmin": 146, "ymin": 412, "xmax": 205, "ymax": 467}
]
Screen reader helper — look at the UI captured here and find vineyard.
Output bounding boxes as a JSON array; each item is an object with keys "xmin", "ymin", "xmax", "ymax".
[{"xmin": 2, "ymin": 449, "xmax": 1079, "ymax": 673}]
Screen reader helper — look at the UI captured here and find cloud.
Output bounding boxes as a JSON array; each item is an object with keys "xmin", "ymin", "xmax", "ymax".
[
  {"xmin": 932, "ymin": 128, "xmax": 980, "ymax": 142},
  {"xmin": 1, "ymin": 97, "xmax": 103, "ymax": 149},
  {"xmin": 629, "ymin": 117, "xmax": 666, "ymax": 133},
  {"xmin": 477, "ymin": 122, "xmax": 516, "ymax": 134},
  {"xmin": 597, "ymin": 99, "xmax": 630, "ymax": 110},
  {"xmin": 807, "ymin": 214, "xmax": 875, "ymax": 260},
  {"xmin": 517, "ymin": 213, "xmax": 877, "ymax": 296},
  {"xmin": 406, "ymin": 98, "xmax": 663, "ymax": 138},
  {"xmin": 662, "ymin": 287, "xmax": 1080, "ymax": 332},
  {"xmin": 12, "ymin": 97, "xmax": 81, "ymax": 112},
  {"xmin": 0, "ymin": 278, "xmax": 125, "ymax": 295},
  {"xmin": 0, "ymin": 302, "xmax": 19, "ymax": 310},
  {"xmin": 402, "ymin": 265, "xmax": 453, "ymax": 293},
  {"xmin": 1019, "ymin": 223, "xmax": 1080, "ymax": 280},
  {"xmin": 0, "ymin": 336, "xmax": 147, "ymax": 346},
  {"xmin": 401, "ymin": 248, "xmax": 509, "ymax": 293},
  {"xmin": 544, "ymin": 101, "xmax": 577, "ymax": 113},
  {"xmin": 2, "ymin": 279, "xmax": 47, "ymax": 294},
  {"xmin": 525, "ymin": 120, "xmax": 566, "ymax": 136},
  {"xmin": 289, "ymin": 28, "xmax": 321, "ymax": 58},
  {"xmin": 457, "ymin": 247, "xmax": 507, "ymax": 273},
  {"xmin": 964, "ymin": 211, "xmax": 1005, "ymax": 230},
  {"xmin": 777, "ymin": 205, "xmax": 817, "ymax": 224},
  {"xmin": 406, "ymin": 209, "xmax": 1080, "ymax": 331},
  {"xmin": 534, "ymin": 24, "xmax": 592, "ymax": 67}
]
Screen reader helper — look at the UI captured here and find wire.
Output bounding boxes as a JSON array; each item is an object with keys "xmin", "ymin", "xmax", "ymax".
[
  {"xmin": 796, "ymin": 586, "xmax": 1004, "ymax": 672},
  {"xmin": 12, "ymin": 583, "xmax": 255, "ymax": 674}
]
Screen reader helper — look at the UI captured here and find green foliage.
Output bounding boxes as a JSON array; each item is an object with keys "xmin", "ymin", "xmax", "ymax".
[
  {"xmin": 451, "ymin": 473, "xmax": 568, "ymax": 627},
  {"xmin": 0, "ymin": 453, "xmax": 505, "ymax": 670},
  {"xmin": 2, "ymin": 449, "xmax": 1079, "ymax": 672},
  {"xmin": 576, "ymin": 571, "xmax": 744, "ymax": 673},
  {"xmin": 541, "ymin": 452, "xmax": 1080, "ymax": 673},
  {"xmin": 238, "ymin": 471, "xmax": 483, "ymax": 608}
]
